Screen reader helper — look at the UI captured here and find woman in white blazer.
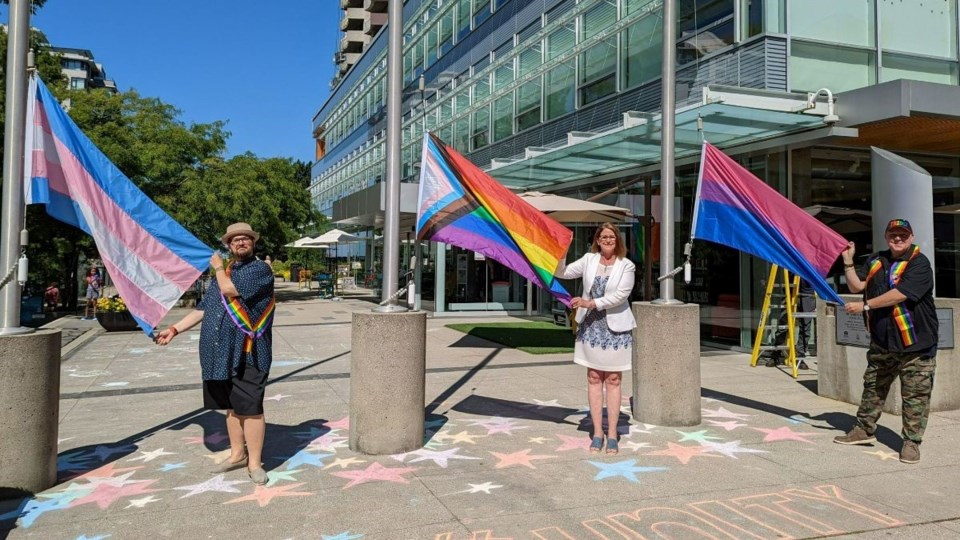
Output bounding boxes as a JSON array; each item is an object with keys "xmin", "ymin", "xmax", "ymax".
[{"xmin": 555, "ymin": 223, "xmax": 636, "ymax": 454}]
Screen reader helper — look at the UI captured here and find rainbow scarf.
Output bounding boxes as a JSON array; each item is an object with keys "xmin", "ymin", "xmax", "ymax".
[
  {"xmin": 865, "ymin": 245, "xmax": 921, "ymax": 347},
  {"xmin": 219, "ymin": 264, "xmax": 275, "ymax": 353}
]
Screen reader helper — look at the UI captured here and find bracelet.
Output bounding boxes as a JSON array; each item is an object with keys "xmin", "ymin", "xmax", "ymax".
[
  {"xmin": 844, "ymin": 264, "xmax": 855, "ymax": 269},
  {"xmin": 214, "ymin": 266, "xmax": 224, "ymax": 272},
  {"xmin": 169, "ymin": 326, "xmax": 179, "ymax": 337}
]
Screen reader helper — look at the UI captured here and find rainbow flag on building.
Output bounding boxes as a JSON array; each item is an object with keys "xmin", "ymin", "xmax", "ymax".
[
  {"xmin": 23, "ymin": 75, "xmax": 212, "ymax": 336},
  {"xmin": 691, "ymin": 142, "xmax": 847, "ymax": 304},
  {"xmin": 416, "ymin": 133, "xmax": 573, "ymax": 306}
]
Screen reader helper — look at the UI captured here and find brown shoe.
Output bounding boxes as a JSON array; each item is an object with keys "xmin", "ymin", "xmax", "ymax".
[
  {"xmin": 833, "ymin": 426, "xmax": 876, "ymax": 445},
  {"xmin": 899, "ymin": 440, "xmax": 920, "ymax": 464}
]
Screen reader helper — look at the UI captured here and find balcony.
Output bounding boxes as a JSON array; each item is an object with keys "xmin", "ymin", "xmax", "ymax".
[
  {"xmin": 364, "ymin": 0, "xmax": 387, "ymax": 13},
  {"xmin": 363, "ymin": 12, "xmax": 387, "ymax": 35},
  {"xmin": 340, "ymin": 7, "xmax": 365, "ymax": 31},
  {"xmin": 340, "ymin": 31, "xmax": 370, "ymax": 53}
]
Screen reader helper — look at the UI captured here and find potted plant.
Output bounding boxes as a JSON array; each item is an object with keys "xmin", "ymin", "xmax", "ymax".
[{"xmin": 95, "ymin": 295, "xmax": 140, "ymax": 332}]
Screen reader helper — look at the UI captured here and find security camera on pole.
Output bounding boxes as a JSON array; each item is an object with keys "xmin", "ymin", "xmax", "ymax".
[{"xmin": 0, "ymin": 0, "xmax": 62, "ymax": 493}]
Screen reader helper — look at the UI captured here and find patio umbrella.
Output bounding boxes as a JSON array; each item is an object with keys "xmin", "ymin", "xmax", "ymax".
[
  {"xmin": 804, "ymin": 205, "xmax": 872, "ymax": 235},
  {"xmin": 518, "ymin": 191, "xmax": 632, "ymax": 223},
  {"xmin": 284, "ymin": 235, "xmax": 327, "ymax": 249},
  {"xmin": 304, "ymin": 229, "xmax": 368, "ymax": 296}
]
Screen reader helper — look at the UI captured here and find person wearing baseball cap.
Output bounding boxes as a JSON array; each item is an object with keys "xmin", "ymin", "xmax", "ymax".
[
  {"xmin": 834, "ymin": 218, "xmax": 938, "ymax": 464},
  {"xmin": 155, "ymin": 222, "xmax": 275, "ymax": 484}
]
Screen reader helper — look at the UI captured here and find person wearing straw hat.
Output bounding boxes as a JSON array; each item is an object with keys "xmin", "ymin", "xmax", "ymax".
[{"xmin": 155, "ymin": 222, "xmax": 276, "ymax": 484}]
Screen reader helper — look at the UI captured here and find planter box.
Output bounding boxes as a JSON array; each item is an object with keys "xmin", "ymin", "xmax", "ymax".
[{"xmin": 96, "ymin": 311, "xmax": 140, "ymax": 332}]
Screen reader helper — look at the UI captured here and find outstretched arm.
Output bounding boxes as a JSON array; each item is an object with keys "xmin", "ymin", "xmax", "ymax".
[{"xmin": 155, "ymin": 309, "xmax": 204, "ymax": 345}]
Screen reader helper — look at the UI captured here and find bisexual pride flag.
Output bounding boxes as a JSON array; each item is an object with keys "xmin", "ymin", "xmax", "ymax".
[
  {"xmin": 416, "ymin": 132, "xmax": 573, "ymax": 306},
  {"xmin": 691, "ymin": 143, "xmax": 847, "ymax": 304},
  {"xmin": 24, "ymin": 75, "xmax": 212, "ymax": 335}
]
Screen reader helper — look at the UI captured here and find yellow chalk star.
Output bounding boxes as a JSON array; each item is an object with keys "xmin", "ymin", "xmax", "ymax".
[
  {"xmin": 324, "ymin": 457, "xmax": 367, "ymax": 469},
  {"xmin": 863, "ymin": 450, "xmax": 898, "ymax": 461}
]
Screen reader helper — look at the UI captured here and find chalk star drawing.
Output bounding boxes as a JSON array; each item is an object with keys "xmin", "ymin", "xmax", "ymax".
[
  {"xmin": 753, "ymin": 426, "xmax": 822, "ymax": 444},
  {"xmin": 158, "ymin": 462, "xmax": 188, "ymax": 472},
  {"xmin": 266, "ymin": 469, "xmax": 303, "ymax": 486},
  {"xmin": 69, "ymin": 462, "xmax": 143, "ymax": 486},
  {"xmin": 322, "ymin": 532, "xmax": 364, "ymax": 540},
  {"xmin": 588, "ymin": 460, "xmax": 668, "ymax": 483},
  {"xmin": 464, "ymin": 482, "xmax": 503, "ymax": 494},
  {"xmin": 489, "ymin": 449, "xmax": 556, "ymax": 469},
  {"xmin": 324, "ymin": 457, "xmax": 366, "ymax": 470},
  {"xmin": 173, "ymin": 474, "xmax": 246, "ymax": 498},
  {"xmin": 470, "ymin": 417, "xmax": 529, "ymax": 435},
  {"xmin": 699, "ymin": 440, "xmax": 769, "ymax": 459},
  {"xmin": 331, "ymin": 462, "xmax": 418, "ymax": 489},
  {"xmin": 621, "ymin": 441, "xmax": 653, "ymax": 452},
  {"xmin": 307, "ymin": 432, "xmax": 349, "ymax": 453},
  {"xmin": 701, "ymin": 407, "xmax": 752, "ymax": 421},
  {"xmin": 528, "ymin": 437, "xmax": 550, "ymax": 444},
  {"xmin": 264, "ymin": 393, "xmax": 290, "ymax": 402},
  {"xmin": 435, "ymin": 430, "xmax": 483, "ymax": 445},
  {"xmin": 324, "ymin": 416, "xmax": 351, "ymax": 430},
  {"xmin": 675, "ymin": 430, "xmax": 724, "ymax": 444},
  {"xmin": 554, "ymin": 434, "xmax": 593, "ymax": 452},
  {"xmin": 281, "ymin": 449, "xmax": 333, "ymax": 470},
  {"xmin": 68, "ymin": 478, "xmax": 160, "ymax": 510},
  {"xmin": 622, "ymin": 423, "xmax": 657, "ymax": 437},
  {"xmin": 224, "ymin": 482, "xmax": 314, "ymax": 507},
  {"xmin": 127, "ymin": 448, "xmax": 176, "ymax": 463},
  {"xmin": 0, "ymin": 493, "xmax": 79, "ymax": 528},
  {"xmin": 531, "ymin": 399, "xmax": 561, "ymax": 409},
  {"xmin": 706, "ymin": 420, "xmax": 747, "ymax": 432},
  {"xmin": 864, "ymin": 449, "xmax": 899, "ymax": 461},
  {"xmin": 646, "ymin": 443, "xmax": 723, "ymax": 465},
  {"xmin": 124, "ymin": 495, "xmax": 161, "ymax": 509},
  {"xmin": 404, "ymin": 448, "xmax": 480, "ymax": 468},
  {"xmin": 182, "ymin": 431, "xmax": 229, "ymax": 446},
  {"xmin": 90, "ymin": 443, "xmax": 137, "ymax": 462}
]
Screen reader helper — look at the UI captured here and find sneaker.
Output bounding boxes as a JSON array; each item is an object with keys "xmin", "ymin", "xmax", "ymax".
[
  {"xmin": 833, "ymin": 426, "xmax": 876, "ymax": 445},
  {"xmin": 899, "ymin": 440, "xmax": 920, "ymax": 464},
  {"xmin": 798, "ymin": 361, "xmax": 810, "ymax": 370}
]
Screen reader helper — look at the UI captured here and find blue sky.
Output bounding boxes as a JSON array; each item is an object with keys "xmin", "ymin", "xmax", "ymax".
[{"xmin": 2, "ymin": 1, "xmax": 342, "ymax": 162}]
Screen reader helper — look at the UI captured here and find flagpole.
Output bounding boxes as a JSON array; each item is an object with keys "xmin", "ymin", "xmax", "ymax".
[
  {"xmin": 0, "ymin": 0, "xmax": 31, "ymax": 333},
  {"xmin": 654, "ymin": 0, "xmax": 681, "ymax": 305},
  {"xmin": 376, "ymin": 0, "xmax": 406, "ymax": 313}
]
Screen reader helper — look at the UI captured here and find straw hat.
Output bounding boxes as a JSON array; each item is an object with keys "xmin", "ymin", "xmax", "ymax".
[{"xmin": 221, "ymin": 222, "xmax": 260, "ymax": 245}]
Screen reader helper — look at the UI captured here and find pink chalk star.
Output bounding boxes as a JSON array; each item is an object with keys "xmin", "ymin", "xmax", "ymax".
[
  {"xmin": 224, "ymin": 482, "xmax": 314, "ymax": 507},
  {"xmin": 324, "ymin": 416, "xmax": 350, "ymax": 430},
  {"xmin": 469, "ymin": 417, "xmax": 529, "ymax": 435},
  {"xmin": 701, "ymin": 407, "xmax": 752, "ymax": 421},
  {"xmin": 554, "ymin": 434, "xmax": 593, "ymax": 452},
  {"xmin": 68, "ymin": 478, "xmax": 159, "ymax": 509},
  {"xmin": 645, "ymin": 443, "xmax": 722, "ymax": 465},
  {"xmin": 182, "ymin": 431, "xmax": 229, "ymax": 446},
  {"xmin": 752, "ymin": 426, "xmax": 821, "ymax": 444},
  {"xmin": 489, "ymin": 449, "xmax": 556, "ymax": 469},
  {"xmin": 330, "ymin": 462, "xmax": 418, "ymax": 489}
]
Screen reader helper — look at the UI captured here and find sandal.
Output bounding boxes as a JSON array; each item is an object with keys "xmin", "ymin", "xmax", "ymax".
[
  {"xmin": 589, "ymin": 436, "xmax": 604, "ymax": 453},
  {"xmin": 248, "ymin": 467, "xmax": 268, "ymax": 486},
  {"xmin": 210, "ymin": 454, "xmax": 248, "ymax": 474},
  {"xmin": 606, "ymin": 438, "xmax": 619, "ymax": 455}
]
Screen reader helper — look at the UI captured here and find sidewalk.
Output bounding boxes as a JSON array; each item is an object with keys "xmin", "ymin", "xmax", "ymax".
[{"xmin": 2, "ymin": 281, "xmax": 959, "ymax": 539}]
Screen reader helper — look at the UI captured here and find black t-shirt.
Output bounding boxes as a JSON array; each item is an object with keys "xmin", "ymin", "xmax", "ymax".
[{"xmin": 858, "ymin": 246, "xmax": 937, "ymax": 355}]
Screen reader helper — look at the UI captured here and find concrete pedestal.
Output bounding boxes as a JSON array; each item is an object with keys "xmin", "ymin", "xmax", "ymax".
[
  {"xmin": 632, "ymin": 302, "xmax": 701, "ymax": 426},
  {"xmin": 350, "ymin": 311, "xmax": 426, "ymax": 454},
  {"xmin": 0, "ymin": 329, "xmax": 61, "ymax": 494}
]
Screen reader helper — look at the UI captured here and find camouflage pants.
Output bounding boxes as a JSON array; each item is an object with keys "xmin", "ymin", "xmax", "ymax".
[{"xmin": 856, "ymin": 344, "xmax": 936, "ymax": 443}]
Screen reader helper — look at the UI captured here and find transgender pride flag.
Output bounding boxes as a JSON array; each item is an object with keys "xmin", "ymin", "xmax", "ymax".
[
  {"xmin": 24, "ymin": 75, "xmax": 212, "ymax": 335},
  {"xmin": 691, "ymin": 143, "xmax": 847, "ymax": 305}
]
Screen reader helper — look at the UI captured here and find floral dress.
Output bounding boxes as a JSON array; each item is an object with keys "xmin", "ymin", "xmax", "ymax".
[{"xmin": 573, "ymin": 265, "xmax": 633, "ymax": 372}]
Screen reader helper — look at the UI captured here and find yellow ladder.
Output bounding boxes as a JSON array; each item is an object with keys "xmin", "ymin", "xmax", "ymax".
[{"xmin": 750, "ymin": 264, "xmax": 801, "ymax": 378}]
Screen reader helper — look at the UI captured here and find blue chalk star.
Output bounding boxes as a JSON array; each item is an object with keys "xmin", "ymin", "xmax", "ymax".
[{"xmin": 588, "ymin": 459, "xmax": 668, "ymax": 483}]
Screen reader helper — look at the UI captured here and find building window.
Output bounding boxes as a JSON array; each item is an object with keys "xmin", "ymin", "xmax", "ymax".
[
  {"xmin": 474, "ymin": 0, "xmax": 492, "ymax": 27},
  {"xmin": 493, "ymin": 94, "xmax": 513, "ymax": 142},
  {"xmin": 880, "ymin": 0, "xmax": 956, "ymax": 58},
  {"xmin": 621, "ymin": 11, "xmax": 662, "ymax": 90},
  {"xmin": 472, "ymin": 106, "xmax": 490, "ymax": 150},
  {"xmin": 456, "ymin": 0, "xmax": 471, "ymax": 41},
  {"xmin": 494, "ymin": 62, "xmax": 514, "ymax": 91},
  {"xmin": 454, "ymin": 116, "xmax": 470, "ymax": 152},
  {"xmin": 545, "ymin": 60, "xmax": 575, "ymax": 120},
  {"xmin": 788, "ymin": 0, "xmax": 874, "ymax": 48},
  {"xmin": 881, "ymin": 53, "xmax": 959, "ymax": 85},
  {"xmin": 546, "ymin": 22, "xmax": 575, "ymax": 61},
  {"xmin": 439, "ymin": 10, "xmax": 454, "ymax": 55},
  {"xmin": 579, "ymin": 1, "xmax": 617, "ymax": 106},
  {"xmin": 69, "ymin": 77, "xmax": 87, "ymax": 90},
  {"xmin": 789, "ymin": 40, "xmax": 876, "ymax": 93},
  {"xmin": 516, "ymin": 76, "xmax": 542, "ymax": 132},
  {"xmin": 472, "ymin": 74, "xmax": 490, "ymax": 102}
]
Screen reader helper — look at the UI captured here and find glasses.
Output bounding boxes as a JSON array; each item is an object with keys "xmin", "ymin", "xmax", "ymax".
[
  {"xmin": 230, "ymin": 236, "xmax": 253, "ymax": 245},
  {"xmin": 887, "ymin": 233, "xmax": 910, "ymax": 240}
]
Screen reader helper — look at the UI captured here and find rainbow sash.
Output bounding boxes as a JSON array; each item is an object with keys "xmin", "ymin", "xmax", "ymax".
[
  {"xmin": 220, "ymin": 293, "xmax": 275, "ymax": 353},
  {"xmin": 865, "ymin": 245, "xmax": 921, "ymax": 347}
]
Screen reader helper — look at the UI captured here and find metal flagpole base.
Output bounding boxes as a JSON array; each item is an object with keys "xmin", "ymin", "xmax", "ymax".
[{"xmin": 0, "ymin": 326, "xmax": 35, "ymax": 336}]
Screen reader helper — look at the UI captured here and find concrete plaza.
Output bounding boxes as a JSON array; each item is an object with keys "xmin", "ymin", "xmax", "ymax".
[{"xmin": 2, "ymin": 281, "xmax": 959, "ymax": 539}]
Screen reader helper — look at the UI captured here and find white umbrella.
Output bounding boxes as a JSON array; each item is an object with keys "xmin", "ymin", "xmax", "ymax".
[
  {"xmin": 284, "ymin": 235, "xmax": 327, "ymax": 249},
  {"xmin": 518, "ymin": 191, "xmax": 632, "ymax": 223},
  {"xmin": 304, "ymin": 229, "xmax": 368, "ymax": 296}
]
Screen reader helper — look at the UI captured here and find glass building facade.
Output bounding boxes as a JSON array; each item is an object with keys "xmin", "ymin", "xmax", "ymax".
[{"xmin": 313, "ymin": 0, "xmax": 960, "ymax": 349}]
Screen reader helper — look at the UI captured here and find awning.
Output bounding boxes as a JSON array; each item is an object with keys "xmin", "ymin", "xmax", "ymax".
[{"xmin": 487, "ymin": 89, "xmax": 852, "ymax": 190}]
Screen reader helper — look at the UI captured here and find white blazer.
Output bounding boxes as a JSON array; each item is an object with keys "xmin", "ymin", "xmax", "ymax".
[{"xmin": 555, "ymin": 252, "xmax": 637, "ymax": 333}]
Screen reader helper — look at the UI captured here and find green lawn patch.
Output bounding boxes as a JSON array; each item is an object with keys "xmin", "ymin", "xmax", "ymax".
[{"xmin": 446, "ymin": 321, "xmax": 574, "ymax": 354}]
